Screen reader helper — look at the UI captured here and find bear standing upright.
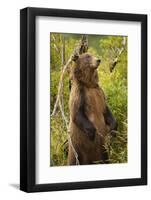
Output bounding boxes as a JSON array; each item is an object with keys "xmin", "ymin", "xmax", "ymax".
[{"xmin": 68, "ymin": 53, "xmax": 117, "ymax": 165}]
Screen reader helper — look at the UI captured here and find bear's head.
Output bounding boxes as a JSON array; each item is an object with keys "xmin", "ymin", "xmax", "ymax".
[{"xmin": 72, "ymin": 53, "xmax": 101, "ymax": 88}]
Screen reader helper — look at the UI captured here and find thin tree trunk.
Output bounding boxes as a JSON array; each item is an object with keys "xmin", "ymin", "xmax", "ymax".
[{"xmin": 51, "ymin": 35, "xmax": 88, "ymax": 117}]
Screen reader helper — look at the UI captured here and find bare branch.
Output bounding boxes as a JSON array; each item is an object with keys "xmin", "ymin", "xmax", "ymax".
[
  {"xmin": 51, "ymin": 35, "xmax": 88, "ymax": 116},
  {"xmin": 109, "ymin": 36, "xmax": 127, "ymax": 72},
  {"xmin": 51, "ymin": 57, "xmax": 72, "ymax": 116}
]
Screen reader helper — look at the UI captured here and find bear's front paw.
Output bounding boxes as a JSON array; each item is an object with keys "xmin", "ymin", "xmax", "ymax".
[{"xmin": 85, "ymin": 126, "xmax": 96, "ymax": 140}]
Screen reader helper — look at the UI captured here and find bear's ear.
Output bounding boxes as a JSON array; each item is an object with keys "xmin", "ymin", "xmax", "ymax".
[{"xmin": 72, "ymin": 53, "xmax": 79, "ymax": 62}]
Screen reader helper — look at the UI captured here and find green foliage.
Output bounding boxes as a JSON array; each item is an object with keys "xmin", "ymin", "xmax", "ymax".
[
  {"xmin": 50, "ymin": 116, "xmax": 68, "ymax": 166},
  {"xmin": 99, "ymin": 61, "xmax": 127, "ymax": 163},
  {"xmin": 50, "ymin": 33, "xmax": 128, "ymax": 166}
]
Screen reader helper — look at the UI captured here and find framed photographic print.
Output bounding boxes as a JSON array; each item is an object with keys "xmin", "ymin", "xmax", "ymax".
[{"xmin": 20, "ymin": 7, "xmax": 147, "ymax": 192}]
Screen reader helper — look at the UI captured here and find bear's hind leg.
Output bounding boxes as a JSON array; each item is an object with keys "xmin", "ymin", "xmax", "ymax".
[{"xmin": 67, "ymin": 145, "xmax": 78, "ymax": 165}]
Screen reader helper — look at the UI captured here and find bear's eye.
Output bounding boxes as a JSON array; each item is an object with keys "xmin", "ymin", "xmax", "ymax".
[{"xmin": 86, "ymin": 55, "xmax": 91, "ymax": 58}]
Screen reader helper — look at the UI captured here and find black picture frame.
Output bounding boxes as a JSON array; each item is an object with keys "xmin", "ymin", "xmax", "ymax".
[{"xmin": 20, "ymin": 7, "xmax": 147, "ymax": 193}]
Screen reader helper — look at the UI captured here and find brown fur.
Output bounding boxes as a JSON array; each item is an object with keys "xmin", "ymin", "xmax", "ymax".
[{"xmin": 68, "ymin": 53, "xmax": 110, "ymax": 165}]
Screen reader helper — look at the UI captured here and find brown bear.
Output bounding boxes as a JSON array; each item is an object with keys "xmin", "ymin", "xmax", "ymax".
[{"xmin": 68, "ymin": 53, "xmax": 117, "ymax": 165}]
